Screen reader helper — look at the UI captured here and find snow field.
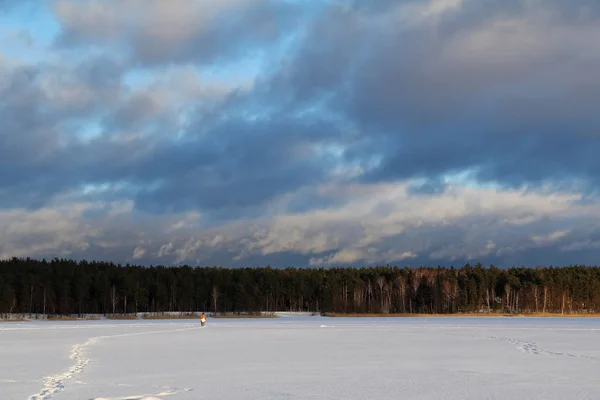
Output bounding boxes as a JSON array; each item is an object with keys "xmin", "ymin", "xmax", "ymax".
[{"xmin": 2, "ymin": 317, "xmax": 600, "ymax": 399}]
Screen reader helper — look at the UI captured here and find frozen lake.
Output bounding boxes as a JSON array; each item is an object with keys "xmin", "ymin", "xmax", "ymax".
[{"xmin": 2, "ymin": 316, "xmax": 600, "ymax": 399}]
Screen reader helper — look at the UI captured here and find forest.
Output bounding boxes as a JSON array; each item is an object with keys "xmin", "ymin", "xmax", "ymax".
[{"xmin": 1, "ymin": 257, "xmax": 600, "ymax": 316}]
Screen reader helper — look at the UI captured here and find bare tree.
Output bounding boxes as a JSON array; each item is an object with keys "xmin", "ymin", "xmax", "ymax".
[
  {"xmin": 353, "ymin": 284, "xmax": 364, "ymax": 312},
  {"xmin": 211, "ymin": 285, "xmax": 220, "ymax": 314},
  {"xmin": 340, "ymin": 281, "xmax": 348, "ymax": 313},
  {"xmin": 29, "ymin": 284, "xmax": 34, "ymax": 316},
  {"xmin": 532, "ymin": 285, "xmax": 540, "ymax": 313},
  {"xmin": 43, "ymin": 286, "xmax": 47, "ymax": 317},
  {"xmin": 395, "ymin": 275, "xmax": 407, "ymax": 313},
  {"xmin": 170, "ymin": 283, "xmax": 176, "ymax": 312},
  {"xmin": 384, "ymin": 282, "xmax": 393, "ymax": 314},
  {"xmin": 376, "ymin": 276, "xmax": 387, "ymax": 313},
  {"xmin": 9, "ymin": 298, "xmax": 16, "ymax": 314},
  {"xmin": 111, "ymin": 285, "xmax": 119, "ymax": 315},
  {"xmin": 543, "ymin": 285, "xmax": 548, "ymax": 313},
  {"xmin": 135, "ymin": 282, "xmax": 139, "ymax": 314},
  {"xmin": 442, "ymin": 280, "xmax": 459, "ymax": 313},
  {"xmin": 504, "ymin": 283, "xmax": 511, "ymax": 312},
  {"xmin": 410, "ymin": 269, "xmax": 424, "ymax": 313},
  {"xmin": 425, "ymin": 270, "xmax": 438, "ymax": 313},
  {"xmin": 365, "ymin": 280, "xmax": 373, "ymax": 312},
  {"xmin": 452, "ymin": 281, "xmax": 460, "ymax": 312}
]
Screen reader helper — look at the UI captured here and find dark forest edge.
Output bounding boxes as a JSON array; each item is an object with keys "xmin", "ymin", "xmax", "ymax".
[{"xmin": 2, "ymin": 257, "xmax": 600, "ymax": 318}]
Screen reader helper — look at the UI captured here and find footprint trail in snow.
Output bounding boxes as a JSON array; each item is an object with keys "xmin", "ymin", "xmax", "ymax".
[
  {"xmin": 27, "ymin": 337, "xmax": 98, "ymax": 400},
  {"xmin": 90, "ymin": 385, "xmax": 194, "ymax": 400},
  {"xmin": 487, "ymin": 335, "xmax": 599, "ymax": 360},
  {"xmin": 27, "ymin": 325, "xmax": 198, "ymax": 400}
]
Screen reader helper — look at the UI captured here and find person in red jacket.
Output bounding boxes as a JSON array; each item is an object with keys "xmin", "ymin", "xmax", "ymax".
[{"xmin": 200, "ymin": 312, "xmax": 207, "ymax": 327}]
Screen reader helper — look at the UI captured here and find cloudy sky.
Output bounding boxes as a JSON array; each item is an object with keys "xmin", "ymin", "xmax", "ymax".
[{"xmin": 1, "ymin": 0, "xmax": 600, "ymax": 268}]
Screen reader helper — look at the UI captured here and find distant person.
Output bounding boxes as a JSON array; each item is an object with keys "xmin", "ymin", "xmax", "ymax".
[{"xmin": 200, "ymin": 312, "xmax": 207, "ymax": 327}]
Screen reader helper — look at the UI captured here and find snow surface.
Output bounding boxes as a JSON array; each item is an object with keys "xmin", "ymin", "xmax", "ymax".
[{"xmin": 2, "ymin": 316, "xmax": 600, "ymax": 399}]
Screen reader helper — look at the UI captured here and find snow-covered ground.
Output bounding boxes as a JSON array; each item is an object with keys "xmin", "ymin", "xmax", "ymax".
[{"xmin": 2, "ymin": 316, "xmax": 600, "ymax": 399}]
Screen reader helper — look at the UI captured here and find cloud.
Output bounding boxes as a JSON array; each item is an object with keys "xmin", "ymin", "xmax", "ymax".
[
  {"xmin": 531, "ymin": 230, "xmax": 570, "ymax": 246},
  {"xmin": 52, "ymin": 0, "xmax": 309, "ymax": 66},
  {"xmin": 268, "ymin": 0, "xmax": 600, "ymax": 189},
  {"xmin": 2, "ymin": 182, "xmax": 599, "ymax": 266},
  {"xmin": 132, "ymin": 246, "xmax": 146, "ymax": 259},
  {"xmin": 0, "ymin": 200, "xmax": 116, "ymax": 260},
  {"xmin": 0, "ymin": 57, "xmax": 250, "ymax": 211},
  {"xmin": 224, "ymin": 182, "xmax": 596, "ymax": 265},
  {"xmin": 2, "ymin": 0, "xmax": 600, "ymax": 267}
]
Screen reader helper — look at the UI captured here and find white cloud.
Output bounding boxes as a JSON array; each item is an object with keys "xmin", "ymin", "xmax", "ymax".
[
  {"xmin": 396, "ymin": 0, "xmax": 464, "ymax": 25},
  {"xmin": 132, "ymin": 246, "xmax": 146, "ymax": 259},
  {"xmin": 168, "ymin": 211, "xmax": 202, "ymax": 232},
  {"xmin": 1, "ymin": 179, "xmax": 598, "ymax": 266},
  {"xmin": 127, "ymin": 181, "xmax": 600, "ymax": 265},
  {"xmin": 310, "ymin": 249, "xmax": 417, "ymax": 267},
  {"xmin": 0, "ymin": 203, "xmax": 96, "ymax": 260},
  {"xmin": 531, "ymin": 230, "xmax": 570, "ymax": 245}
]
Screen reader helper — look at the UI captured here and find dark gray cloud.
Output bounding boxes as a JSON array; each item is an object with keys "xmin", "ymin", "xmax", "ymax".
[
  {"xmin": 0, "ymin": 57, "xmax": 342, "ymax": 220},
  {"xmin": 257, "ymin": 0, "xmax": 600, "ymax": 192},
  {"xmin": 2, "ymin": 0, "xmax": 600, "ymax": 266},
  {"xmin": 132, "ymin": 113, "xmax": 346, "ymax": 220},
  {"xmin": 5, "ymin": 0, "xmax": 597, "ymax": 211}
]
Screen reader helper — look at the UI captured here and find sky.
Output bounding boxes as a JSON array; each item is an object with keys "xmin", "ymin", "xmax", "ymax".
[{"xmin": 1, "ymin": 0, "xmax": 600, "ymax": 268}]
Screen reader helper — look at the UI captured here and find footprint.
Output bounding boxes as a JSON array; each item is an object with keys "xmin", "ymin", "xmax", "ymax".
[
  {"xmin": 28, "ymin": 326, "xmax": 198, "ymax": 400},
  {"xmin": 488, "ymin": 335, "xmax": 597, "ymax": 360},
  {"xmin": 90, "ymin": 387, "xmax": 193, "ymax": 400}
]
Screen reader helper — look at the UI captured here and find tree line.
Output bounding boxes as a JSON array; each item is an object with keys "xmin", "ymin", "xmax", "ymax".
[{"xmin": 1, "ymin": 257, "xmax": 600, "ymax": 316}]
